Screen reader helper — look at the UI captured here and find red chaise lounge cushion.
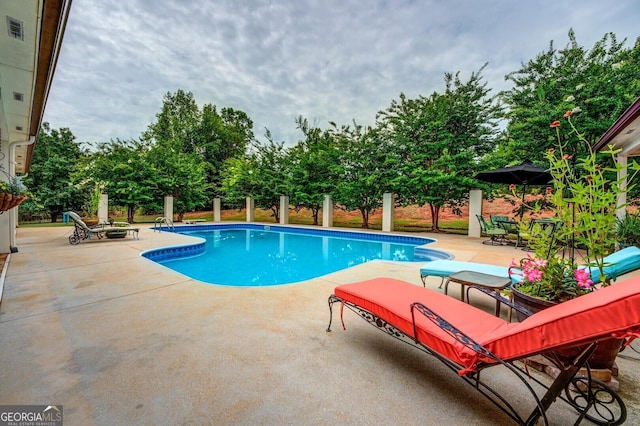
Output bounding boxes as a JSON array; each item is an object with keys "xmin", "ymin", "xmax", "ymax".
[{"xmin": 334, "ymin": 277, "xmax": 640, "ymax": 373}]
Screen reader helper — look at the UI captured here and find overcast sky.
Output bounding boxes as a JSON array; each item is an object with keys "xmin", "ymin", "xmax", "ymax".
[{"xmin": 43, "ymin": 0, "xmax": 639, "ymax": 146}]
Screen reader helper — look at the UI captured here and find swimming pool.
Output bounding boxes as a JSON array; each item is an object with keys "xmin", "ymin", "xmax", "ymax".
[{"xmin": 141, "ymin": 224, "xmax": 451, "ymax": 286}]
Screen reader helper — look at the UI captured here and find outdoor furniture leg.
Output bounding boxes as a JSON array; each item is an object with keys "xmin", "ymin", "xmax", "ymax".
[{"xmin": 524, "ymin": 344, "xmax": 596, "ymax": 425}]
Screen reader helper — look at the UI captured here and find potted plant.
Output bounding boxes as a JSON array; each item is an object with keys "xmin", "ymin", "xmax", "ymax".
[
  {"xmin": 0, "ymin": 173, "xmax": 28, "ymax": 213},
  {"xmin": 510, "ymin": 106, "xmax": 640, "ymax": 369},
  {"xmin": 81, "ymin": 186, "xmax": 102, "ymax": 226}
]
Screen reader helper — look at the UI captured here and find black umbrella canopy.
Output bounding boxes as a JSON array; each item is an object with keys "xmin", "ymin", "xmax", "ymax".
[
  {"xmin": 475, "ymin": 160, "xmax": 552, "ymax": 219},
  {"xmin": 474, "ymin": 160, "xmax": 552, "ymax": 186}
]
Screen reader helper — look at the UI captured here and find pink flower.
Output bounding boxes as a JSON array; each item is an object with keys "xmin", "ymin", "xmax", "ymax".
[
  {"xmin": 574, "ymin": 268, "xmax": 593, "ymax": 289},
  {"xmin": 524, "ymin": 268, "xmax": 543, "ymax": 282},
  {"xmin": 533, "ymin": 258, "xmax": 548, "ymax": 268},
  {"xmin": 520, "ymin": 257, "xmax": 547, "ymax": 283}
]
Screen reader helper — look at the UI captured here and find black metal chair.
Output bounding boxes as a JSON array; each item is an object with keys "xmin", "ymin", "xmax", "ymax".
[
  {"xmin": 518, "ymin": 218, "xmax": 561, "ymax": 257},
  {"xmin": 476, "ymin": 214, "xmax": 507, "ymax": 245}
]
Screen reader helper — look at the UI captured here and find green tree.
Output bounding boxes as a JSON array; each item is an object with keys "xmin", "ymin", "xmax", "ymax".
[
  {"xmin": 147, "ymin": 147, "xmax": 209, "ymax": 221},
  {"xmin": 194, "ymin": 104, "xmax": 253, "ymax": 194},
  {"xmin": 249, "ymin": 132, "xmax": 290, "ymax": 222},
  {"xmin": 83, "ymin": 139, "xmax": 158, "ymax": 223},
  {"xmin": 220, "ymin": 131, "xmax": 290, "ymax": 222},
  {"xmin": 220, "ymin": 156, "xmax": 253, "ymax": 209},
  {"xmin": 330, "ymin": 122, "xmax": 392, "ymax": 229},
  {"xmin": 144, "ymin": 90, "xmax": 211, "ymax": 220},
  {"xmin": 23, "ymin": 123, "xmax": 85, "ymax": 222},
  {"xmin": 144, "ymin": 89, "xmax": 200, "ymax": 148},
  {"xmin": 289, "ymin": 116, "xmax": 339, "ymax": 225},
  {"xmin": 498, "ymin": 30, "xmax": 640, "ymax": 164},
  {"xmin": 377, "ymin": 66, "xmax": 501, "ymax": 231}
]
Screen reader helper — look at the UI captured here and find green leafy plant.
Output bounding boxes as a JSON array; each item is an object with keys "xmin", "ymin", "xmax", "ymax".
[
  {"xmin": 513, "ymin": 106, "xmax": 640, "ymax": 302},
  {"xmin": 88, "ymin": 186, "xmax": 102, "ymax": 217},
  {"xmin": 616, "ymin": 212, "xmax": 640, "ymax": 247},
  {"xmin": 546, "ymin": 110, "xmax": 640, "ymax": 280},
  {"xmin": 0, "ymin": 167, "xmax": 27, "ymax": 195},
  {"xmin": 0, "ymin": 177, "xmax": 25, "ymax": 196}
]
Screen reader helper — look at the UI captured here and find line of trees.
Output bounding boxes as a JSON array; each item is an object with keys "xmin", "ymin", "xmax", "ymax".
[{"xmin": 21, "ymin": 30, "xmax": 640, "ymax": 230}]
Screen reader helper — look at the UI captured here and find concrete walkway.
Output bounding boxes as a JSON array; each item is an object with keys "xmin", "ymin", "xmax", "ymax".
[{"xmin": 1, "ymin": 224, "xmax": 639, "ymax": 425}]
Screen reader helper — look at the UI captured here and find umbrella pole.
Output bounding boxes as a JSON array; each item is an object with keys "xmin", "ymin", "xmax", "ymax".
[{"xmin": 519, "ymin": 184, "xmax": 527, "ymax": 220}]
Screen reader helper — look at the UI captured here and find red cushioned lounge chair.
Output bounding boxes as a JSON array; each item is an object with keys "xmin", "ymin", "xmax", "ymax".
[{"xmin": 327, "ymin": 277, "xmax": 640, "ymax": 425}]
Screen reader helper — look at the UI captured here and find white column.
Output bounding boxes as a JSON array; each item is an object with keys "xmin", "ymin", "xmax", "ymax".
[
  {"xmin": 98, "ymin": 193, "xmax": 108, "ymax": 223},
  {"xmin": 213, "ymin": 198, "xmax": 221, "ymax": 222},
  {"xmin": 9, "ymin": 203, "xmax": 18, "ymax": 252},
  {"xmin": 322, "ymin": 194, "xmax": 333, "ymax": 228},
  {"xmin": 468, "ymin": 189, "xmax": 483, "ymax": 238},
  {"xmin": 382, "ymin": 192, "xmax": 395, "ymax": 232},
  {"xmin": 0, "ymin": 141, "xmax": 12, "ymax": 253},
  {"xmin": 617, "ymin": 155, "xmax": 628, "ymax": 222},
  {"xmin": 280, "ymin": 195, "xmax": 289, "ymax": 224},
  {"xmin": 164, "ymin": 195, "xmax": 173, "ymax": 221},
  {"xmin": 246, "ymin": 197, "xmax": 255, "ymax": 222}
]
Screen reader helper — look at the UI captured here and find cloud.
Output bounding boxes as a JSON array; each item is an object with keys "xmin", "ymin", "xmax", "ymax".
[{"xmin": 43, "ymin": 0, "xmax": 640, "ymax": 146}]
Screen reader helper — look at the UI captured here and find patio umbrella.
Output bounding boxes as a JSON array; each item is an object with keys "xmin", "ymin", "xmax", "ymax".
[{"xmin": 474, "ymin": 159, "xmax": 552, "ymax": 219}]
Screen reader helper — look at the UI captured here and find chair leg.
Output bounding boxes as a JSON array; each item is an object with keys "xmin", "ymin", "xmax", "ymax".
[
  {"xmin": 483, "ymin": 236, "xmax": 501, "ymax": 245},
  {"xmin": 524, "ymin": 344, "xmax": 598, "ymax": 425},
  {"xmin": 443, "ymin": 278, "xmax": 451, "ymax": 295}
]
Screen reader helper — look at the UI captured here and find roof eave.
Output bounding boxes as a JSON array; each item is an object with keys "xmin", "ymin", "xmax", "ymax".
[
  {"xmin": 592, "ymin": 97, "xmax": 640, "ymax": 152},
  {"xmin": 25, "ymin": 0, "xmax": 72, "ymax": 172}
]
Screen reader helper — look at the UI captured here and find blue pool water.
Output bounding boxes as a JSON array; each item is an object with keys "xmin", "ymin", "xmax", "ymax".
[{"xmin": 142, "ymin": 224, "xmax": 450, "ymax": 286}]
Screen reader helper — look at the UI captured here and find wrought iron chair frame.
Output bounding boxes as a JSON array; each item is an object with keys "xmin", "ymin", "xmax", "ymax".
[
  {"xmin": 476, "ymin": 214, "xmax": 508, "ymax": 245},
  {"xmin": 327, "ymin": 286, "xmax": 626, "ymax": 426},
  {"xmin": 67, "ymin": 211, "xmax": 139, "ymax": 245}
]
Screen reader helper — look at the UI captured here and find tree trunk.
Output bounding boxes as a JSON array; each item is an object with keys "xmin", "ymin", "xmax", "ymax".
[
  {"xmin": 127, "ymin": 205, "xmax": 135, "ymax": 224},
  {"xmin": 360, "ymin": 208, "xmax": 369, "ymax": 229},
  {"xmin": 271, "ymin": 205, "xmax": 280, "ymax": 223},
  {"xmin": 312, "ymin": 208, "xmax": 319, "ymax": 226},
  {"xmin": 177, "ymin": 212, "xmax": 184, "ymax": 222},
  {"xmin": 430, "ymin": 204, "xmax": 441, "ymax": 232},
  {"xmin": 50, "ymin": 207, "xmax": 63, "ymax": 223}
]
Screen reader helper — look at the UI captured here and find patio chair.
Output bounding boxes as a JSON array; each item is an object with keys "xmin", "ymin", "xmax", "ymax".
[
  {"xmin": 476, "ymin": 214, "xmax": 507, "ymax": 245},
  {"xmin": 420, "ymin": 245, "xmax": 640, "ymax": 288},
  {"xmin": 66, "ymin": 211, "xmax": 139, "ymax": 245},
  {"xmin": 490, "ymin": 215, "xmax": 510, "ymax": 225},
  {"xmin": 491, "ymin": 215, "xmax": 519, "ymax": 241},
  {"xmin": 327, "ymin": 276, "xmax": 640, "ymax": 425},
  {"xmin": 516, "ymin": 218, "xmax": 561, "ymax": 254}
]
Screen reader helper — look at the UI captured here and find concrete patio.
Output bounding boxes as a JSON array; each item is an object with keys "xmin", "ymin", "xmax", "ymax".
[{"xmin": 1, "ymin": 224, "xmax": 639, "ymax": 425}]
